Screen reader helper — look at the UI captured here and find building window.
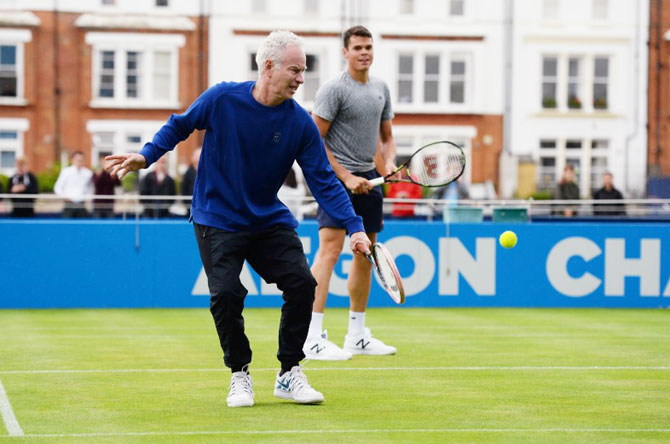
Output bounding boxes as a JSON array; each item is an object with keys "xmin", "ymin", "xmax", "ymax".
[
  {"xmin": 423, "ymin": 55, "xmax": 440, "ymax": 103},
  {"xmin": 152, "ymin": 51, "xmax": 171, "ymax": 101},
  {"xmin": 397, "ymin": 54, "xmax": 414, "ymax": 103},
  {"xmin": 126, "ymin": 51, "xmax": 140, "ymax": 98},
  {"xmin": 251, "ymin": 0, "xmax": 267, "ymax": 13},
  {"xmin": 0, "ymin": 45, "xmax": 18, "ymax": 97},
  {"xmin": 98, "ymin": 51, "xmax": 115, "ymax": 98},
  {"xmin": 449, "ymin": 0, "xmax": 465, "ymax": 16},
  {"xmin": 593, "ymin": 57, "xmax": 609, "ymax": 110},
  {"xmin": 93, "ymin": 46, "xmax": 177, "ymax": 107},
  {"xmin": 156, "ymin": 0, "xmax": 168, "ymax": 6},
  {"xmin": 590, "ymin": 139, "xmax": 609, "ymax": 190},
  {"xmin": 449, "ymin": 59, "xmax": 466, "ymax": 104},
  {"xmin": 567, "ymin": 57, "xmax": 582, "ymax": 109},
  {"xmin": 538, "ymin": 140, "xmax": 557, "ymax": 191},
  {"xmin": 0, "ymin": 130, "xmax": 18, "ymax": 171},
  {"xmin": 541, "ymin": 56, "xmax": 558, "ymax": 109},
  {"xmin": 399, "ymin": 0, "xmax": 414, "ymax": 14},
  {"xmin": 304, "ymin": 0, "xmax": 319, "ymax": 14},
  {"xmin": 101, "ymin": 0, "xmax": 115, "ymax": 5},
  {"xmin": 542, "ymin": 0, "xmax": 559, "ymax": 19},
  {"xmin": 249, "ymin": 52, "xmax": 259, "ymax": 80},
  {"xmin": 303, "ymin": 54, "xmax": 320, "ymax": 102},
  {"xmin": 592, "ymin": 0, "xmax": 607, "ymax": 20}
]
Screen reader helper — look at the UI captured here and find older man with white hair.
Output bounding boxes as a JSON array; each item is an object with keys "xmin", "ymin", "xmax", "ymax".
[{"xmin": 105, "ymin": 30, "xmax": 371, "ymax": 408}]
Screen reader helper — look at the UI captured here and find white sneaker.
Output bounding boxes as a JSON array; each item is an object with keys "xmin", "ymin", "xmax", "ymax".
[
  {"xmin": 227, "ymin": 366, "xmax": 254, "ymax": 407},
  {"xmin": 343, "ymin": 328, "xmax": 397, "ymax": 355},
  {"xmin": 303, "ymin": 330, "xmax": 353, "ymax": 361},
  {"xmin": 274, "ymin": 365, "xmax": 324, "ymax": 404}
]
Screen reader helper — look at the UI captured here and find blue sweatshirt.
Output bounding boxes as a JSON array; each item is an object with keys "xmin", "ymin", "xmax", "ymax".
[{"xmin": 139, "ymin": 81, "xmax": 364, "ymax": 234}]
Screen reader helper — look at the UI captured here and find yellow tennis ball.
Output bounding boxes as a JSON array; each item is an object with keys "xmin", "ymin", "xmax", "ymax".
[{"xmin": 499, "ymin": 230, "xmax": 517, "ymax": 249}]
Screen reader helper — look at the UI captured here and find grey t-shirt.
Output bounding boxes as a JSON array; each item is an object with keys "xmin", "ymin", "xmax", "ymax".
[{"xmin": 312, "ymin": 71, "xmax": 394, "ymax": 172}]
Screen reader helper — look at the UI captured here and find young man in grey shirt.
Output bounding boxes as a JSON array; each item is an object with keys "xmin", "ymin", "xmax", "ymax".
[{"xmin": 304, "ymin": 26, "xmax": 398, "ymax": 360}]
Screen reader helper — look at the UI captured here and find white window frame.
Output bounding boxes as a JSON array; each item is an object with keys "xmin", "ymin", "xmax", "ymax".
[
  {"xmin": 0, "ymin": 29, "xmax": 31, "ymax": 106},
  {"xmin": 395, "ymin": 50, "xmax": 472, "ymax": 111},
  {"xmin": 541, "ymin": 55, "xmax": 558, "ymax": 109},
  {"xmin": 0, "ymin": 118, "xmax": 28, "ymax": 175},
  {"xmin": 86, "ymin": 33, "xmax": 184, "ymax": 109},
  {"xmin": 590, "ymin": 139, "xmax": 609, "ymax": 191},
  {"xmin": 542, "ymin": 0, "xmax": 559, "ymax": 20},
  {"xmin": 449, "ymin": 0, "xmax": 465, "ymax": 17},
  {"xmin": 399, "ymin": 0, "xmax": 414, "ymax": 15},
  {"xmin": 592, "ymin": 0, "xmax": 608, "ymax": 20},
  {"xmin": 567, "ymin": 56, "xmax": 583, "ymax": 110},
  {"xmin": 448, "ymin": 56, "xmax": 468, "ymax": 105},
  {"xmin": 299, "ymin": 52, "xmax": 323, "ymax": 105},
  {"xmin": 593, "ymin": 56, "xmax": 610, "ymax": 111}
]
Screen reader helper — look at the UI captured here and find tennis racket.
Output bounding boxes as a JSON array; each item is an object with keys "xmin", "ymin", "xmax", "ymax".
[
  {"xmin": 366, "ymin": 242, "xmax": 405, "ymax": 304},
  {"xmin": 369, "ymin": 140, "xmax": 466, "ymax": 188}
]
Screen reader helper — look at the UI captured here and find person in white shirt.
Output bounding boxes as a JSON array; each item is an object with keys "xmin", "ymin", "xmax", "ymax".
[{"xmin": 54, "ymin": 151, "xmax": 94, "ymax": 218}]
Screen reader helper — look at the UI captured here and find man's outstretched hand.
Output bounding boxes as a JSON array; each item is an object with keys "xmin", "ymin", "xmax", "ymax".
[{"xmin": 105, "ymin": 153, "xmax": 147, "ymax": 180}]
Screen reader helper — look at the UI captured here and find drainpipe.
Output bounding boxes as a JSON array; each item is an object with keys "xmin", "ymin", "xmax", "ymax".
[
  {"xmin": 624, "ymin": 0, "xmax": 642, "ymax": 195},
  {"xmin": 53, "ymin": 0, "xmax": 62, "ymax": 161}
]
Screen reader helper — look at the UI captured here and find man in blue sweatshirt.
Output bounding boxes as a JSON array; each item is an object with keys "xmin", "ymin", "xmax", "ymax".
[{"xmin": 105, "ymin": 30, "xmax": 371, "ymax": 408}]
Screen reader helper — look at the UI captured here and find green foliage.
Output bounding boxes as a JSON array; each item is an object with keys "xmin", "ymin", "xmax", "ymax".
[
  {"xmin": 0, "ymin": 174, "xmax": 8, "ymax": 193},
  {"xmin": 121, "ymin": 172, "xmax": 138, "ymax": 192},
  {"xmin": 530, "ymin": 190, "xmax": 553, "ymax": 200},
  {"xmin": 36, "ymin": 162, "xmax": 61, "ymax": 193}
]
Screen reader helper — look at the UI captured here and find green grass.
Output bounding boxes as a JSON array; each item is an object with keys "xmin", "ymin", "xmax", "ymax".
[{"xmin": 1, "ymin": 308, "xmax": 670, "ymax": 443}]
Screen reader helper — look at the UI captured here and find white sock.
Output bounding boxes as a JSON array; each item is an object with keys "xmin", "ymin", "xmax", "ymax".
[
  {"xmin": 348, "ymin": 311, "xmax": 366, "ymax": 336},
  {"xmin": 308, "ymin": 312, "xmax": 324, "ymax": 338}
]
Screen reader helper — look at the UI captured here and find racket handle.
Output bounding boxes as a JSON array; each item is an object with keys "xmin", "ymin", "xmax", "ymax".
[{"xmin": 369, "ymin": 177, "xmax": 385, "ymax": 187}]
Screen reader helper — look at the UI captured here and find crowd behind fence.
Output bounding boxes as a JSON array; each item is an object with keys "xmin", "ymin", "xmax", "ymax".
[{"xmin": 1, "ymin": 193, "xmax": 669, "ymax": 222}]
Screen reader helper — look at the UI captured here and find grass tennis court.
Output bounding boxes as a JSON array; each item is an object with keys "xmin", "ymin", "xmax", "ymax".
[{"xmin": 1, "ymin": 308, "xmax": 669, "ymax": 443}]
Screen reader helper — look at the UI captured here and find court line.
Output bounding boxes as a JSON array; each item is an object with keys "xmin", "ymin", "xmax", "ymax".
[
  {"xmin": 1, "ymin": 428, "xmax": 669, "ymax": 438},
  {"xmin": 1, "ymin": 366, "xmax": 669, "ymax": 375},
  {"xmin": 0, "ymin": 379, "xmax": 23, "ymax": 437}
]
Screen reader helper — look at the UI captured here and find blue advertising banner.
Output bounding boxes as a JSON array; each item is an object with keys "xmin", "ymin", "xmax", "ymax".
[{"xmin": 1, "ymin": 220, "xmax": 669, "ymax": 308}]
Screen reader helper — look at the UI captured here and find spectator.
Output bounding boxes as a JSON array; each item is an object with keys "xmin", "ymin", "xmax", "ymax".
[
  {"xmin": 8, "ymin": 158, "xmax": 38, "ymax": 217},
  {"xmin": 387, "ymin": 172, "xmax": 422, "ymax": 217},
  {"xmin": 139, "ymin": 157, "xmax": 176, "ymax": 218},
  {"xmin": 181, "ymin": 148, "xmax": 201, "ymax": 217},
  {"xmin": 593, "ymin": 171, "xmax": 625, "ymax": 216},
  {"xmin": 554, "ymin": 164, "xmax": 580, "ymax": 217},
  {"xmin": 93, "ymin": 154, "xmax": 120, "ymax": 218},
  {"xmin": 277, "ymin": 163, "xmax": 306, "ymax": 221},
  {"xmin": 54, "ymin": 151, "xmax": 93, "ymax": 218}
]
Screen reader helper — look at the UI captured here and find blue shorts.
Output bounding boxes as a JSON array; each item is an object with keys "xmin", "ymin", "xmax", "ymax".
[{"xmin": 317, "ymin": 169, "xmax": 384, "ymax": 233}]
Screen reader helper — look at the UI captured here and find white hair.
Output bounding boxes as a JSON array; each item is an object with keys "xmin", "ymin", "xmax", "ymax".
[{"xmin": 255, "ymin": 30, "xmax": 304, "ymax": 79}]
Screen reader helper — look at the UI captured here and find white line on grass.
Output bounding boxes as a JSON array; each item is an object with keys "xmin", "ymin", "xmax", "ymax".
[
  {"xmin": 0, "ymin": 379, "xmax": 23, "ymax": 437},
  {"xmin": 1, "ymin": 366, "xmax": 670, "ymax": 375},
  {"xmin": 1, "ymin": 428, "xmax": 669, "ymax": 439}
]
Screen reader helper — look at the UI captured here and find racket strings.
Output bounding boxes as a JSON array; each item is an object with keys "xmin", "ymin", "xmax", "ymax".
[
  {"xmin": 407, "ymin": 143, "xmax": 465, "ymax": 187},
  {"xmin": 372, "ymin": 248, "xmax": 399, "ymax": 294}
]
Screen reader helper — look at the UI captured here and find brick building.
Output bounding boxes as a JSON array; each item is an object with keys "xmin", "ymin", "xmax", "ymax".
[
  {"xmin": 648, "ymin": 0, "xmax": 670, "ymax": 178},
  {"xmin": 0, "ymin": 0, "xmax": 208, "ymax": 178}
]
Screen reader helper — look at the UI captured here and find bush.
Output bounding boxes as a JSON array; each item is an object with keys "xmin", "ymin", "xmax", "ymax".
[
  {"xmin": 0, "ymin": 174, "xmax": 8, "ymax": 192},
  {"xmin": 121, "ymin": 172, "xmax": 138, "ymax": 192},
  {"xmin": 37, "ymin": 162, "xmax": 61, "ymax": 193},
  {"xmin": 530, "ymin": 190, "xmax": 553, "ymax": 200}
]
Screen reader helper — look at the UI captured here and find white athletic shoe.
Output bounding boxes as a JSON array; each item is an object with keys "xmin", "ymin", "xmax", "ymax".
[
  {"xmin": 343, "ymin": 328, "xmax": 397, "ymax": 355},
  {"xmin": 227, "ymin": 366, "xmax": 254, "ymax": 408},
  {"xmin": 274, "ymin": 365, "xmax": 324, "ymax": 404},
  {"xmin": 303, "ymin": 330, "xmax": 353, "ymax": 361}
]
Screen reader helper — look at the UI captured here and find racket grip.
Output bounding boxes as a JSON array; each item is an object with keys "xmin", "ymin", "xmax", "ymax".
[{"xmin": 369, "ymin": 177, "xmax": 385, "ymax": 187}]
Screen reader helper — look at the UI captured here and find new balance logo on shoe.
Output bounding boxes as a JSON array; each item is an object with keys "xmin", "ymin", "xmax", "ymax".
[
  {"xmin": 357, "ymin": 339, "xmax": 370, "ymax": 349},
  {"xmin": 310, "ymin": 343, "xmax": 325, "ymax": 354}
]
